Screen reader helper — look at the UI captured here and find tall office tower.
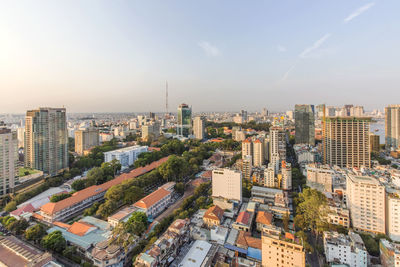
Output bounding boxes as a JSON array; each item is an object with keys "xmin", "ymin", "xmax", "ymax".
[
  {"xmin": 295, "ymin": 104, "xmax": 315, "ymax": 145},
  {"xmin": 351, "ymin": 106, "xmax": 364, "ymax": 117},
  {"xmin": 74, "ymin": 127, "xmax": 99, "ymax": 155},
  {"xmin": 269, "ymin": 127, "xmax": 286, "ymax": 169},
  {"xmin": 242, "ymin": 138, "xmax": 253, "ymax": 160},
  {"xmin": 385, "ymin": 105, "xmax": 400, "ymax": 150},
  {"xmin": 323, "ymin": 117, "xmax": 371, "ymax": 168},
  {"xmin": 212, "ymin": 168, "xmax": 242, "ymax": 203},
  {"xmin": 25, "ymin": 108, "xmax": 68, "ymax": 176},
  {"xmin": 0, "ymin": 129, "xmax": 17, "ymax": 196},
  {"xmin": 262, "ymin": 225, "xmax": 305, "ymax": 267},
  {"xmin": 264, "ymin": 164, "xmax": 275, "ymax": 188},
  {"xmin": 281, "ymin": 161, "xmax": 292, "ymax": 190},
  {"xmin": 176, "ymin": 103, "xmax": 192, "ymax": 137},
  {"xmin": 17, "ymin": 127, "xmax": 25, "ymax": 148},
  {"xmin": 370, "ymin": 133, "xmax": 380, "ymax": 153},
  {"xmin": 346, "ymin": 174, "xmax": 385, "ymax": 234},
  {"xmin": 262, "ymin": 108, "xmax": 269, "ymax": 117},
  {"xmin": 241, "ymin": 155, "xmax": 252, "ymax": 180},
  {"xmin": 193, "ymin": 116, "xmax": 205, "ymax": 140},
  {"xmin": 253, "ymin": 138, "xmax": 265, "ymax": 167},
  {"xmin": 240, "ymin": 110, "xmax": 248, "ymax": 123}
]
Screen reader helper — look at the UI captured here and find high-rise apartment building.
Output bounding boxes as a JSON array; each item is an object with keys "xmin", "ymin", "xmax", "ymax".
[
  {"xmin": 269, "ymin": 127, "xmax": 286, "ymax": 172},
  {"xmin": 386, "ymin": 190, "xmax": 400, "ymax": 242},
  {"xmin": 141, "ymin": 122, "xmax": 160, "ymax": 141},
  {"xmin": 346, "ymin": 174, "xmax": 385, "ymax": 234},
  {"xmin": 385, "ymin": 105, "xmax": 400, "ymax": 150},
  {"xmin": 74, "ymin": 127, "xmax": 99, "ymax": 155},
  {"xmin": 0, "ymin": 129, "xmax": 18, "ymax": 196},
  {"xmin": 176, "ymin": 104, "xmax": 192, "ymax": 137},
  {"xmin": 193, "ymin": 116, "xmax": 205, "ymax": 140},
  {"xmin": 370, "ymin": 133, "xmax": 380, "ymax": 153},
  {"xmin": 295, "ymin": 104, "xmax": 315, "ymax": 145},
  {"xmin": 280, "ymin": 161, "xmax": 292, "ymax": 190},
  {"xmin": 241, "ymin": 155, "xmax": 252, "ymax": 180},
  {"xmin": 264, "ymin": 164, "xmax": 275, "ymax": 188},
  {"xmin": 253, "ymin": 138, "xmax": 265, "ymax": 167},
  {"xmin": 212, "ymin": 168, "xmax": 242, "ymax": 203},
  {"xmin": 242, "ymin": 138, "xmax": 253, "ymax": 160},
  {"xmin": 262, "ymin": 225, "xmax": 305, "ymax": 267},
  {"xmin": 323, "ymin": 117, "xmax": 371, "ymax": 168},
  {"xmin": 25, "ymin": 108, "xmax": 68, "ymax": 176}
]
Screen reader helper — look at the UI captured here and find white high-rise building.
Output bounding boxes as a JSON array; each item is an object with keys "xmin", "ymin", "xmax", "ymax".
[
  {"xmin": 253, "ymin": 138, "xmax": 265, "ymax": 167},
  {"xmin": 346, "ymin": 174, "xmax": 385, "ymax": 234},
  {"xmin": 281, "ymin": 161, "xmax": 292, "ymax": 190},
  {"xmin": 212, "ymin": 168, "xmax": 242, "ymax": 203},
  {"xmin": 193, "ymin": 116, "xmax": 205, "ymax": 140},
  {"xmin": 385, "ymin": 105, "xmax": 400, "ymax": 150},
  {"xmin": 264, "ymin": 164, "xmax": 275, "ymax": 188},
  {"xmin": 269, "ymin": 127, "xmax": 286, "ymax": 162},
  {"xmin": 386, "ymin": 190, "xmax": 400, "ymax": 242},
  {"xmin": 0, "ymin": 129, "xmax": 18, "ymax": 196}
]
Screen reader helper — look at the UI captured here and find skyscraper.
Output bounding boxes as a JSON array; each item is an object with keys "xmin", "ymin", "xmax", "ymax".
[
  {"xmin": 385, "ymin": 105, "xmax": 400, "ymax": 150},
  {"xmin": 269, "ymin": 127, "xmax": 286, "ymax": 172},
  {"xmin": 25, "ymin": 107, "xmax": 68, "ymax": 176},
  {"xmin": 253, "ymin": 138, "xmax": 265, "ymax": 167},
  {"xmin": 193, "ymin": 116, "xmax": 205, "ymax": 140},
  {"xmin": 242, "ymin": 138, "xmax": 253, "ymax": 160},
  {"xmin": 176, "ymin": 104, "xmax": 192, "ymax": 137},
  {"xmin": 323, "ymin": 116, "xmax": 371, "ymax": 168},
  {"xmin": 0, "ymin": 129, "xmax": 17, "ymax": 196},
  {"xmin": 294, "ymin": 104, "xmax": 315, "ymax": 145}
]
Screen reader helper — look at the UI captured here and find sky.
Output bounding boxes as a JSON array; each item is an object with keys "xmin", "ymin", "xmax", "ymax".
[{"xmin": 1, "ymin": 0, "xmax": 399, "ymax": 113}]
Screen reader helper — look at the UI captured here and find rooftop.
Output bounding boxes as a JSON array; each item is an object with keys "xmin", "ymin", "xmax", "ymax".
[
  {"xmin": 180, "ymin": 240, "xmax": 212, "ymax": 267},
  {"xmin": 134, "ymin": 187, "xmax": 171, "ymax": 209}
]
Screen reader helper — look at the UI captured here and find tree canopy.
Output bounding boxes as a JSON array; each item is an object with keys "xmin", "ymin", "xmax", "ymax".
[{"xmin": 41, "ymin": 231, "xmax": 66, "ymax": 253}]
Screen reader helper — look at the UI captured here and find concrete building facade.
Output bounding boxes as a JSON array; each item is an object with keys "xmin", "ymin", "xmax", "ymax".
[
  {"xmin": 0, "ymin": 129, "xmax": 18, "ymax": 196},
  {"xmin": 212, "ymin": 168, "xmax": 242, "ymax": 203},
  {"xmin": 74, "ymin": 127, "xmax": 99, "ymax": 155}
]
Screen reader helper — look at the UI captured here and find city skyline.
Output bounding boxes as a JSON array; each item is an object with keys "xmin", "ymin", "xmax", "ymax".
[{"xmin": 1, "ymin": 0, "xmax": 400, "ymax": 113}]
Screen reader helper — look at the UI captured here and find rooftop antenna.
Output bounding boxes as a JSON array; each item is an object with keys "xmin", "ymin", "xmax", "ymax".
[{"xmin": 166, "ymin": 81, "xmax": 169, "ymax": 115}]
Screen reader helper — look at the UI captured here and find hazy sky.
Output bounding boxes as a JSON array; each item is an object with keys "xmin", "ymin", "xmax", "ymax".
[{"xmin": 1, "ymin": 0, "xmax": 399, "ymax": 113}]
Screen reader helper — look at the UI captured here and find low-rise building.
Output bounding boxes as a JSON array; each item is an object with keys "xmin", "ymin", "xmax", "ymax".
[
  {"xmin": 179, "ymin": 240, "xmax": 214, "ymax": 267},
  {"xmin": 323, "ymin": 231, "xmax": 368, "ymax": 267},
  {"xmin": 133, "ymin": 187, "xmax": 173, "ymax": 219},
  {"xmin": 135, "ymin": 219, "xmax": 190, "ymax": 267},
  {"xmin": 203, "ymin": 205, "xmax": 224, "ymax": 228},
  {"xmin": 107, "ymin": 206, "xmax": 136, "ymax": 228},
  {"xmin": 104, "ymin": 145, "xmax": 148, "ymax": 167},
  {"xmin": 232, "ymin": 211, "xmax": 254, "ymax": 232},
  {"xmin": 256, "ymin": 211, "xmax": 273, "ymax": 231},
  {"xmin": 380, "ymin": 239, "xmax": 400, "ymax": 267},
  {"xmin": 306, "ymin": 164, "xmax": 334, "ymax": 192}
]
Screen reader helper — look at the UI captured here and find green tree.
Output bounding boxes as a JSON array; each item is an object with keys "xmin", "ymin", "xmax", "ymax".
[
  {"xmin": 125, "ymin": 211, "xmax": 148, "ymax": 236},
  {"xmin": 4, "ymin": 201, "xmax": 17, "ymax": 212},
  {"xmin": 158, "ymin": 155, "xmax": 189, "ymax": 182},
  {"xmin": 96, "ymin": 200, "xmax": 118, "ymax": 218},
  {"xmin": 25, "ymin": 224, "xmax": 47, "ymax": 243},
  {"xmin": 174, "ymin": 182, "xmax": 185, "ymax": 194},
  {"xmin": 122, "ymin": 186, "xmax": 143, "ymax": 204},
  {"xmin": 50, "ymin": 193, "xmax": 71, "ymax": 203},
  {"xmin": 41, "ymin": 231, "xmax": 66, "ymax": 253},
  {"xmin": 294, "ymin": 188, "xmax": 328, "ymax": 236},
  {"xmin": 71, "ymin": 179, "xmax": 86, "ymax": 191},
  {"xmin": 86, "ymin": 167, "xmax": 105, "ymax": 186},
  {"xmin": 7, "ymin": 219, "xmax": 29, "ymax": 235}
]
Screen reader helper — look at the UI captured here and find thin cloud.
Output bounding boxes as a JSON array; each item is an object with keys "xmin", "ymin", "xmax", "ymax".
[
  {"xmin": 198, "ymin": 41, "xmax": 220, "ymax": 57},
  {"xmin": 344, "ymin": 2, "xmax": 375, "ymax": 23},
  {"xmin": 281, "ymin": 63, "xmax": 296, "ymax": 82},
  {"xmin": 299, "ymin": 33, "xmax": 331, "ymax": 58},
  {"xmin": 277, "ymin": 45, "xmax": 287, "ymax": 52}
]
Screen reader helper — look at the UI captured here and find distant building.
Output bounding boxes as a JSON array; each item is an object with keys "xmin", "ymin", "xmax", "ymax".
[
  {"xmin": 193, "ymin": 116, "xmax": 205, "ymax": 140},
  {"xmin": 264, "ymin": 164, "xmax": 275, "ymax": 188},
  {"xmin": 306, "ymin": 164, "xmax": 334, "ymax": 192},
  {"xmin": 142, "ymin": 122, "xmax": 160, "ymax": 141},
  {"xmin": 0, "ymin": 129, "xmax": 17, "ymax": 197},
  {"xmin": 262, "ymin": 225, "xmax": 305, "ymax": 267},
  {"xmin": 212, "ymin": 168, "xmax": 242, "ymax": 203},
  {"xmin": 253, "ymin": 138, "xmax": 265, "ymax": 167},
  {"xmin": 176, "ymin": 103, "xmax": 192, "ymax": 137},
  {"xmin": 346, "ymin": 174, "xmax": 385, "ymax": 234},
  {"xmin": 104, "ymin": 145, "xmax": 148, "ymax": 167},
  {"xmin": 370, "ymin": 133, "xmax": 380, "ymax": 153},
  {"xmin": 25, "ymin": 107, "xmax": 68, "ymax": 176},
  {"xmin": 75, "ymin": 127, "xmax": 99, "ymax": 155},
  {"xmin": 241, "ymin": 155, "xmax": 252, "ymax": 180},
  {"xmin": 323, "ymin": 231, "xmax": 368, "ymax": 267},
  {"xmin": 295, "ymin": 104, "xmax": 315, "ymax": 145},
  {"xmin": 269, "ymin": 126, "xmax": 286, "ymax": 172},
  {"xmin": 385, "ymin": 105, "xmax": 400, "ymax": 150},
  {"xmin": 323, "ymin": 117, "xmax": 371, "ymax": 168}
]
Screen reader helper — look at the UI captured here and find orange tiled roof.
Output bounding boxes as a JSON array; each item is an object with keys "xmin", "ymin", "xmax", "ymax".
[
  {"xmin": 40, "ymin": 157, "xmax": 169, "ymax": 216},
  {"xmin": 68, "ymin": 222, "xmax": 95, "ymax": 236},
  {"xmin": 256, "ymin": 211, "xmax": 273, "ymax": 225},
  {"xmin": 236, "ymin": 211, "xmax": 250, "ymax": 225},
  {"xmin": 133, "ymin": 188, "xmax": 171, "ymax": 209},
  {"xmin": 53, "ymin": 221, "xmax": 71, "ymax": 229},
  {"xmin": 236, "ymin": 231, "xmax": 261, "ymax": 250},
  {"xmin": 203, "ymin": 205, "xmax": 224, "ymax": 222},
  {"xmin": 242, "ymin": 138, "xmax": 252, "ymax": 143}
]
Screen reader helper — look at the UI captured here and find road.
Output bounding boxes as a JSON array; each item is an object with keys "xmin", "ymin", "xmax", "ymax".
[
  {"xmin": 155, "ymin": 182, "xmax": 195, "ymax": 222},
  {"xmin": 306, "ymin": 231, "xmax": 322, "ymax": 267}
]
